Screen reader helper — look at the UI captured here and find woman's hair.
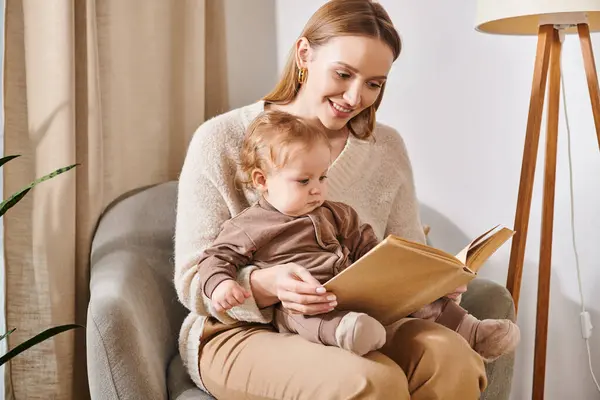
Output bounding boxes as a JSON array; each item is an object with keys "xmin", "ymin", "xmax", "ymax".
[
  {"xmin": 263, "ymin": 0, "xmax": 402, "ymax": 141},
  {"xmin": 240, "ymin": 110, "xmax": 331, "ymax": 189}
]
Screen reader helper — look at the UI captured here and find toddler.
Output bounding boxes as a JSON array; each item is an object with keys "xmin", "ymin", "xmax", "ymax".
[{"xmin": 197, "ymin": 110, "xmax": 520, "ymax": 360}]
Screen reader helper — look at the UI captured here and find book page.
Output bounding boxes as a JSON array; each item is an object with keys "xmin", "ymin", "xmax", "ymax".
[
  {"xmin": 455, "ymin": 225, "xmax": 502, "ymax": 264},
  {"xmin": 387, "ymin": 235, "xmax": 464, "ymax": 267},
  {"xmin": 465, "ymin": 227, "xmax": 515, "ymax": 272}
]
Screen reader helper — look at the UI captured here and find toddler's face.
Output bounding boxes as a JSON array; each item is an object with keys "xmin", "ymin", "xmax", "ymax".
[{"xmin": 263, "ymin": 142, "xmax": 331, "ymax": 217}]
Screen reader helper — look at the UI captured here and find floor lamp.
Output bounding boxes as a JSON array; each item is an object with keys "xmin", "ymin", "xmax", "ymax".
[{"xmin": 474, "ymin": 2, "xmax": 600, "ymax": 399}]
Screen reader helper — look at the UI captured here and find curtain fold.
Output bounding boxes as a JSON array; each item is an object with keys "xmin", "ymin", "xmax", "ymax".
[{"xmin": 3, "ymin": 0, "xmax": 206, "ymax": 398}]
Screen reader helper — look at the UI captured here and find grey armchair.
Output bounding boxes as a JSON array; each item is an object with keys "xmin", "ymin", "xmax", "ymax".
[{"xmin": 86, "ymin": 181, "xmax": 515, "ymax": 400}]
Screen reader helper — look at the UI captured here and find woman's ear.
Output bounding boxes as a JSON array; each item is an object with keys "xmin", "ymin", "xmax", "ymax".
[
  {"xmin": 295, "ymin": 37, "xmax": 312, "ymax": 69},
  {"xmin": 251, "ymin": 168, "xmax": 268, "ymax": 193}
]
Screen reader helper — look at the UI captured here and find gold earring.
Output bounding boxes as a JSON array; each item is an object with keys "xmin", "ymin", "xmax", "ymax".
[{"xmin": 297, "ymin": 67, "xmax": 307, "ymax": 84}]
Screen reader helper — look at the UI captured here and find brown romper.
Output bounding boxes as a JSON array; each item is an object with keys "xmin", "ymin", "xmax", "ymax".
[{"xmin": 198, "ymin": 196, "xmax": 379, "ymax": 347}]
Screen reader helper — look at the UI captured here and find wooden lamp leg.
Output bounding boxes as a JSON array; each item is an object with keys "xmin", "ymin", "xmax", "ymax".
[
  {"xmin": 506, "ymin": 25, "xmax": 554, "ymax": 312},
  {"xmin": 532, "ymin": 27, "xmax": 562, "ymax": 400},
  {"xmin": 505, "ymin": 22, "xmax": 600, "ymax": 400}
]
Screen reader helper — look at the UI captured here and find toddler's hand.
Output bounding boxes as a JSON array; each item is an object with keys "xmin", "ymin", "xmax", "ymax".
[{"xmin": 211, "ymin": 280, "xmax": 252, "ymax": 312}]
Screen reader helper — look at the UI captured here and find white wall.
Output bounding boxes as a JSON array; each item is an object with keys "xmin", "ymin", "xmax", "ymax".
[
  {"xmin": 276, "ymin": 1, "xmax": 600, "ymax": 399},
  {"xmin": 208, "ymin": 0, "xmax": 278, "ymax": 115},
  {"xmin": 222, "ymin": 0, "xmax": 278, "ymax": 109}
]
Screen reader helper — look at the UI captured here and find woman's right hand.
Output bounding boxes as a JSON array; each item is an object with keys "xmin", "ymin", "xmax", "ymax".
[
  {"xmin": 275, "ymin": 263, "xmax": 338, "ymax": 315},
  {"xmin": 250, "ymin": 263, "xmax": 337, "ymax": 315}
]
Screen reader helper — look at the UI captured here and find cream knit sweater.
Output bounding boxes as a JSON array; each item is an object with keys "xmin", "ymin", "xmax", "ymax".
[{"xmin": 174, "ymin": 100, "xmax": 426, "ymax": 390}]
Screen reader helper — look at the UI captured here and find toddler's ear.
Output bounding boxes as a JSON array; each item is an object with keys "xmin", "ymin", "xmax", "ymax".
[{"xmin": 251, "ymin": 168, "xmax": 268, "ymax": 192}]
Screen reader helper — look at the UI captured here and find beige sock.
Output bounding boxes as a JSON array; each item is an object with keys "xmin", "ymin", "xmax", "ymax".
[
  {"xmin": 457, "ymin": 314, "xmax": 521, "ymax": 362},
  {"xmin": 334, "ymin": 312, "xmax": 386, "ymax": 356}
]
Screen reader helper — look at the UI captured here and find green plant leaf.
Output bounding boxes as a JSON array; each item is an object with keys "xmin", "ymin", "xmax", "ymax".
[
  {"xmin": 0, "ymin": 324, "xmax": 83, "ymax": 366},
  {"xmin": 0, "ymin": 164, "xmax": 78, "ymax": 218},
  {"xmin": 0, "ymin": 155, "xmax": 20, "ymax": 169},
  {"xmin": 0, "ymin": 328, "xmax": 16, "ymax": 342}
]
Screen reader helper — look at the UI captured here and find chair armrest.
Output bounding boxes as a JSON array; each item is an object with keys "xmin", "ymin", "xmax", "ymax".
[
  {"xmin": 87, "ymin": 182, "xmax": 187, "ymax": 400},
  {"xmin": 168, "ymin": 354, "xmax": 215, "ymax": 400},
  {"xmin": 461, "ymin": 278, "xmax": 515, "ymax": 321}
]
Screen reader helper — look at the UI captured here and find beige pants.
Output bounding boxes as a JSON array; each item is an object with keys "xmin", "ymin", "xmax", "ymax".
[{"xmin": 199, "ymin": 317, "xmax": 488, "ymax": 399}]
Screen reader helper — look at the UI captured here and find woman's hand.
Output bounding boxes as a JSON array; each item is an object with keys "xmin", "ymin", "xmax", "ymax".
[
  {"xmin": 446, "ymin": 284, "xmax": 468, "ymax": 303},
  {"xmin": 250, "ymin": 263, "xmax": 337, "ymax": 315}
]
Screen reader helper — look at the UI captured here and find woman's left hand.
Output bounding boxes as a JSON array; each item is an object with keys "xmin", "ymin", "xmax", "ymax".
[{"xmin": 446, "ymin": 284, "xmax": 468, "ymax": 303}]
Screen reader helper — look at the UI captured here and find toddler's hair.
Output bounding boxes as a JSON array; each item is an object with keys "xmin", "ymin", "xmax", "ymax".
[{"xmin": 240, "ymin": 110, "xmax": 331, "ymax": 188}]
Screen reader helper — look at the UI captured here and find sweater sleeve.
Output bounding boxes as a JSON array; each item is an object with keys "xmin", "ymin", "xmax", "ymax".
[
  {"xmin": 384, "ymin": 132, "xmax": 427, "ymax": 244},
  {"xmin": 174, "ymin": 116, "xmax": 273, "ymax": 324}
]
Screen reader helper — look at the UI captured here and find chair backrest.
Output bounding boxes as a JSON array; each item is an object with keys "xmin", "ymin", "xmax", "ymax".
[
  {"xmin": 91, "ymin": 181, "xmax": 179, "ymax": 280},
  {"xmin": 419, "ymin": 202, "xmax": 470, "ymax": 254},
  {"xmin": 90, "ymin": 180, "xmax": 188, "ymax": 333}
]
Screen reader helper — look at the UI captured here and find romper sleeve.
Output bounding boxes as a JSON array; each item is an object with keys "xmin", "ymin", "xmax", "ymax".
[
  {"xmin": 327, "ymin": 201, "xmax": 379, "ymax": 262},
  {"xmin": 198, "ymin": 220, "xmax": 256, "ymax": 299}
]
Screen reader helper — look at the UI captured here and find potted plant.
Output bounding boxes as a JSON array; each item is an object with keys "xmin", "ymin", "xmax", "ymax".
[{"xmin": 0, "ymin": 155, "xmax": 83, "ymax": 366}]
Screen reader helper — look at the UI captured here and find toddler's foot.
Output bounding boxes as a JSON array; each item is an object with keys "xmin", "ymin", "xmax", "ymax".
[
  {"xmin": 335, "ymin": 312, "xmax": 386, "ymax": 356},
  {"xmin": 458, "ymin": 314, "xmax": 520, "ymax": 362}
]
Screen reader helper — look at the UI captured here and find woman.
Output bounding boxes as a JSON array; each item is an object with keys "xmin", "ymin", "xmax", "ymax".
[{"xmin": 175, "ymin": 1, "xmax": 487, "ymax": 398}]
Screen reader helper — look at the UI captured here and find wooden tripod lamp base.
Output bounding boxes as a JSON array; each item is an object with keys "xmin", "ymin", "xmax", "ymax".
[
  {"xmin": 475, "ymin": 3, "xmax": 600, "ymax": 399},
  {"xmin": 505, "ymin": 23, "xmax": 600, "ymax": 400}
]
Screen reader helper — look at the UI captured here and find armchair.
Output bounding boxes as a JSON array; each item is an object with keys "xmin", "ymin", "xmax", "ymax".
[{"xmin": 86, "ymin": 181, "xmax": 515, "ymax": 399}]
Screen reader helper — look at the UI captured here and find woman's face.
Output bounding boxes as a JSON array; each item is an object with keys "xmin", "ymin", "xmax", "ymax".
[{"xmin": 298, "ymin": 35, "xmax": 394, "ymax": 131}]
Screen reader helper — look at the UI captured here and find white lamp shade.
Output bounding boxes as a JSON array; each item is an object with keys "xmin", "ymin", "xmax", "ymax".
[{"xmin": 476, "ymin": 0, "xmax": 600, "ymax": 35}]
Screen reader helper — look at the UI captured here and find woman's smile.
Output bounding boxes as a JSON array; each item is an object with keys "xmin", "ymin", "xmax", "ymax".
[{"xmin": 328, "ymin": 99, "xmax": 354, "ymax": 118}]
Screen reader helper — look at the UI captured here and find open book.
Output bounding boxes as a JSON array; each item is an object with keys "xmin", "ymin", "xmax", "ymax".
[{"xmin": 323, "ymin": 225, "xmax": 515, "ymax": 325}]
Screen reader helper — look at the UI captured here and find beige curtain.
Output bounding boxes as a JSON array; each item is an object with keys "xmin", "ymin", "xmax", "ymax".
[{"xmin": 2, "ymin": 0, "xmax": 209, "ymax": 398}]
